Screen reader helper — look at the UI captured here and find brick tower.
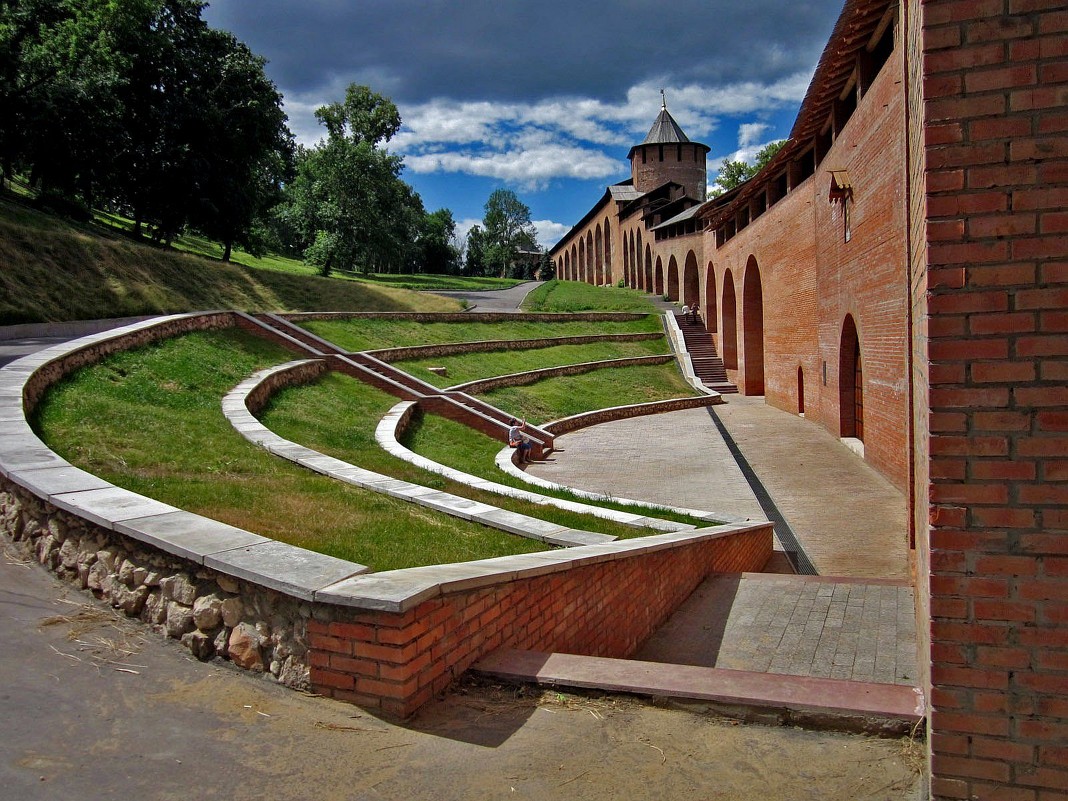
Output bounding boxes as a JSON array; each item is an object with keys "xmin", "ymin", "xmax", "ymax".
[{"xmin": 627, "ymin": 95, "xmax": 710, "ymax": 200}]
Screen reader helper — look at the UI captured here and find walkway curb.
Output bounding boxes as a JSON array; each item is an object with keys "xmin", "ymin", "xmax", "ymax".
[{"xmin": 473, "ymin": 649, "xmax": 925, "ymax": 736}]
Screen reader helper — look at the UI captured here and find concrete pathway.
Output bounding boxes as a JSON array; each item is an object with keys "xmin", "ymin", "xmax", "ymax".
[
  {"xmin": 527, "ymin": 396, "xmax": 911, "ymax": 580},
  {"xmin": 426, "ymin": 281, "xmax": 541, "ymax": 312}
]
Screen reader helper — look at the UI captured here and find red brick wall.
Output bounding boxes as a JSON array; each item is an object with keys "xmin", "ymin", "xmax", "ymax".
[
  {"xmin": 308, "ymin": 523, "xmax": 772, "ymax": 718},
  {"xmin": 814, "ymin": 42, "xmax": 911, "ymax": 491},
  {"xmin": 921, "ymin": 1, "xmax": 1068, "ymax": 797},
  {"xmin": 631, "ymin": 142, "xmax": 708, "ymax": 199},
  {"xmin": 703, "ymin": 177, "xmax": 820, "ymax": 418},
  {"xmin": 701, "ymin": 46, "xmax": 910, "ymax": 492}
]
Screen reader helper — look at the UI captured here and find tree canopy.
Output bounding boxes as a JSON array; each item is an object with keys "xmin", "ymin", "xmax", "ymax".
[
  {"xmin": 710, "ymin": 140, "xmax": 788, "ymax": 196},
  {"xmin": 474, "ymin": 188, "xmax": 539, "ymax": 278},
  {"xmin": 0, "ymin": 0, "xmax": 294, "ymax": 254}
]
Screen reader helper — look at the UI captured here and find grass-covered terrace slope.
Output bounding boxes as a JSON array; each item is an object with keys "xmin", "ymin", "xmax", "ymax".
[
  {"xmin": 0, "ymin": 193, "xmax": 463, "ymax": 325},
  {"xmin": 298, "ymin": 314, "xmax": 664, "ymax": 354},
  {"xmin": 31, "ymin": 327, "xmax": 547, "ymax": 571}
]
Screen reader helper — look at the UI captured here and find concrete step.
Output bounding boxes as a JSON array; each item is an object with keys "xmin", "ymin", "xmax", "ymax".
[{"xmin": 473, "ymin": 649, "xmax": 923, "ymax": 736}]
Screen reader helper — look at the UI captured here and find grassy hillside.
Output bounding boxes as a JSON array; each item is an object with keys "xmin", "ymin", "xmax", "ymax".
[{"xmin": 0, "ymin": 194, "xmax": 463, "ymax": 324}]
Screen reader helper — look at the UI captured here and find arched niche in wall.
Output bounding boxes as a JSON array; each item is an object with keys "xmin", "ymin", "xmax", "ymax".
[
  {"xmin": 839, "ymin": 314, "xmax": 863, "ymax": 440},
  {"xmin": 742, "ymin": 256, "xmax": 765, "ymax": 395},
  {"xmin": 667, "ymin": 255, "xmax": 680, "ymax": 301},
  {"xmin": 683, "ymin": 251, "xmax": 700, "ymax": 310},
  {"xmin": 704, "ymin": 262, "xmax": 718, "ymax": 332},
  {"xmin": 722, "ymin": 268, "xmax": 738, "ymax": 370}
]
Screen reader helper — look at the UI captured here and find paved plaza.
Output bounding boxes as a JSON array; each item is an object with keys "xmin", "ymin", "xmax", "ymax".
[{"xmin": 526, "ymin": 389, "xmax": 918, "ymax": 691}]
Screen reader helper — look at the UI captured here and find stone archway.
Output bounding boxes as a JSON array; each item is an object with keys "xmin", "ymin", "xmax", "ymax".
[
  {"xmin": 742, "ymin": 256, "xmax": 765, "ymax": 395},
  {"xmin": 654, "ymin": 256, "xmax": 665, "ymax": 296},
  {"xmin": 722, "ymin": 269, "xmax": 737, "ymax": 370},
  {"xmin": 839, "ymin": 314, "xmax": 863, "ymax": 440}
]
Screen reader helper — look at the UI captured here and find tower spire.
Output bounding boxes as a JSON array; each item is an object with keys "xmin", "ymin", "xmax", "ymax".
[{"xmin": 660, "ymin": 88, "xmax": 667, "ymax": 110}]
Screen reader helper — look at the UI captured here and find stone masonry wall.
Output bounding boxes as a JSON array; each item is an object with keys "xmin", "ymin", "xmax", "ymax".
[{"xmin": 1, "ymin": 480, "xmax": 313, "ymax": 688}]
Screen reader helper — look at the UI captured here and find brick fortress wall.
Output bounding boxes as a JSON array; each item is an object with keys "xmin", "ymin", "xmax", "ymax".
[{"xmin": 920, "ymin": 0, "xmax": 1068, "ymax": 797}]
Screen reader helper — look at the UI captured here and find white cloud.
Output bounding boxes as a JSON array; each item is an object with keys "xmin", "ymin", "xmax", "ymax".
[
  {"xmin": 283, "ymin": 72, "xmax": 811, "ymax": 190},
  {"xmin": 533, "ymin": 219, "xmax": 571, "ymax": 249},
  {"xmin": 452, "ymin": 216, "xmax": 569, "ymax": 251}
]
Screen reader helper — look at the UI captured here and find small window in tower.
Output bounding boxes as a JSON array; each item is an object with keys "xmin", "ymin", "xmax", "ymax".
[
  {"xmin": 677, "ymin": 144, "xmax": 682, "ymax": 161},
  {"xmin": 642, "ymin": 148, "xmax": 647, "ymax": 164},
  {"xmin": 658, "ymin": 145, "xmax": 664, "ymax": 162}
]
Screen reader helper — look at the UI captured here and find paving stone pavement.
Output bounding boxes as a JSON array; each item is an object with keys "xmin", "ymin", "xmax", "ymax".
[
  {"xmin": 526, "ymin": 392, "xmax": 918, "ymax": 686},
  {"xmin": 633, "ymin": 574, "xmax": 918, "ymax": 685}
]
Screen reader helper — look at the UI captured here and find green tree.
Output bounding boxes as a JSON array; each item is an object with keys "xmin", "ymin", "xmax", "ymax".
[
  {"xmin": 187, "ymin": 31, "xmax": 293, "ymax": 261},
  {"xmin": 290, "ymin": 83, "xmax": 418, "ymax": 276},
  {"xmin": 414, "ymin": 208, "xmax": 460, "ymax": 274},
  {"xmin": 481, "ymin": 188, "xmax": 537, "ymax": 278},
  {"xmin": 710, "ymin": 139, "xmax": 788, "ymax": 197},
  {"xmin": 465, "ymin": 224, "xmax": 486, "ymax": 275}
]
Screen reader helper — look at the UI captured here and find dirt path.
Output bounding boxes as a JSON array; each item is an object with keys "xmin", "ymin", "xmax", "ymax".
[{"xmin": 1, "ymin": 550, "xmax": 925, "ymax": 801}]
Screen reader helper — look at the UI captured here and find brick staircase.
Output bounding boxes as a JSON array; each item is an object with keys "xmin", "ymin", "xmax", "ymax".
[
  {"xmin": 675, "ymin": 315, "xmax": 738, "ymax": 394},
  {"xmin": 235, "ymin": 312, "xmax": 555, "ymax": 457}
]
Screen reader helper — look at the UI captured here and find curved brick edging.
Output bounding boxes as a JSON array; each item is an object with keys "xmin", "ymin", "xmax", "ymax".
[
  {"xmin": 545, "ymin": 395, "xmax": 724, "ymax": 436},
  {"xmin": 279, "ymin": 311, "xmax": 649, "ymax": 324},
  {"xmin": 446, "ymin": 354, "xmax": 676, "ymax": 394},
  {"xmin": 0, "ymin": 312, "xmax": 774, "ymax": 719},
  {"xmin": 376, "ymin": 400, "xmax": 713, "ymax": 530},
  {"xmin": 224, "ymin": 361, "xmax": 615, "ymax": 548},
  {"xmin": 368, "ymin": 332, "xmax": 664, "ymax": 364}
]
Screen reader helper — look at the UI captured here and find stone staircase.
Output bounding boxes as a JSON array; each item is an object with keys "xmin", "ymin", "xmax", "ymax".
[{"xmin": 675, "ymin": 315, "xmax": 738, "ymax": 394}]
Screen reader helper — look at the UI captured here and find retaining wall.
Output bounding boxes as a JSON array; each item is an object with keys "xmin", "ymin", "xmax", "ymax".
[{"xmin": 1, "ymin": 312, "xmax": 773, "ymax": 718}]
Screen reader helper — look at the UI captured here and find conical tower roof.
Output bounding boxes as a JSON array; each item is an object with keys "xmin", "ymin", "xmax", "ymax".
[
  {"xmin": 627, "ymin": 95, "xmax": 709, "ymax": 161},
  {"xmin": 642, "ymin": 103, "xmax": 691, "ymax": 145}
]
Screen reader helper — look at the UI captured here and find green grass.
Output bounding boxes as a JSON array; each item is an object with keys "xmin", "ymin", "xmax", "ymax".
[
  {"xmin": 522, "ymin": 279, "xmax": 662, "ymax": 313},
  {"xmin": 474, "ymin": 363, "xmax": 697, "ymax": 424},
  {"xmin": 355, "ymin": 273, "xmax": 525, "ymax": 291},
  {"xmin": 300, "ymin": 315, "xmax": 663, "ymax": 353},
  {"xmin": 261, "ymin": 372, "xmax": 673, "ymax": 538},
  {"xmin": 31, "ymin": 328, "xmax": 549, "ymax": 570},
  {"xmin": 0, "ymin": 193, "xmax": 464, "ymax": 325},
  {"xmin": 394, "ymin": 339, "xmax": 669, "ymax": 387},
  {"xmin": 401, "ymin": 411, "xmax": 710, "ymax": 528}
]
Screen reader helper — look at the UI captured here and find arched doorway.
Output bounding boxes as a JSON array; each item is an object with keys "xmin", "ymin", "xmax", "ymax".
[
  {"xmin": 722, "ymin": 269, "xmax": 737, "ymax": 369},
  {"xmin": 570, "ymin": 244, "xmax": 577, "ymax": 281},
  {"xmin": 654, "ymin": 256, "xmax": 665, "ymax": 296},
  {"xmin": 742, "ymin": 257, "xmax": 765, "ymax": 395},
  {"xmin": 839, "ymin": 314, "xmax": 863, "ymax": 440},
  {"xmin": 578, "ymin": 239, "xmax": 586, "ymax": 283},
  {"xmin": 797, "ymin": 366, "xmax": 805, "ymax": 414},
  {"xmin": 704, "ymin": 263, "xmax": 718, "ymax": 332}
]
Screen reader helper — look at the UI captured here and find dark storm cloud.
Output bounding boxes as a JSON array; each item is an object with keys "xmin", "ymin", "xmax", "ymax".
[{"xmin": 203, "ymin": 0, "xmax": 844, "ymax": 104}]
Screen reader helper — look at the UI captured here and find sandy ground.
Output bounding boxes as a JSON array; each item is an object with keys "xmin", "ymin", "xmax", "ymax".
[{"xmin": 2, "ymin": 549, "xmax": 926, "ymax": 801}]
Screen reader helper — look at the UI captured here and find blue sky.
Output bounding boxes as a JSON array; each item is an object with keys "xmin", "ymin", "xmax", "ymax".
[{"xmin": 202, "ymin": 0, "xmax": 846, "ymax": 248}]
